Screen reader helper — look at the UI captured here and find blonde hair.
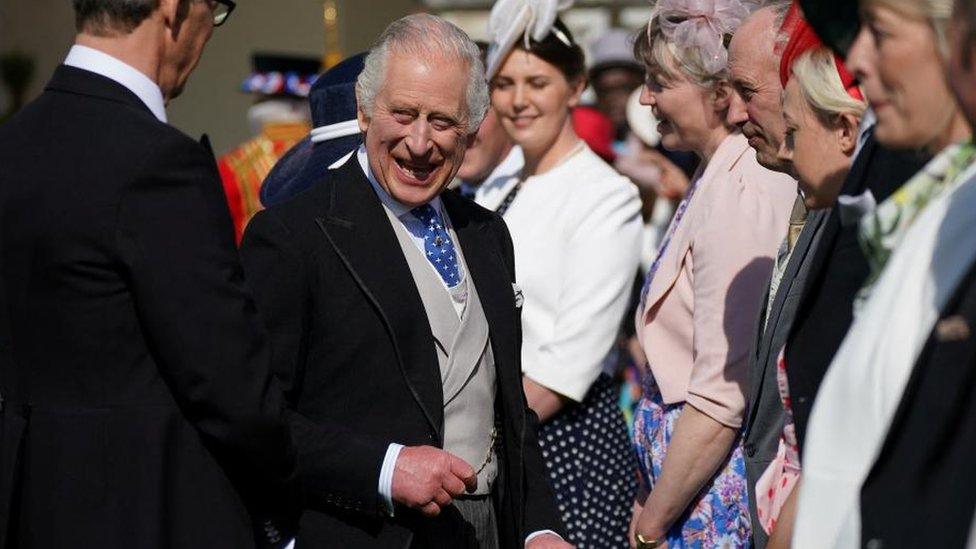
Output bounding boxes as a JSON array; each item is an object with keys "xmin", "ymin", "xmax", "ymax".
[
  {"xmin": 863, "ymin": 0, "xmax": 953, "ymax": 56},
  {"xmin": 791, "ymin": 48, "xmax": 866, "ymax": 123}
]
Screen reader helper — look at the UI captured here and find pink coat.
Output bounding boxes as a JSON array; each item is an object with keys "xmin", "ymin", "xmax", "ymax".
[{"xmin": 636, "ymin": 133, "xmax": 797, "ymax": 428}]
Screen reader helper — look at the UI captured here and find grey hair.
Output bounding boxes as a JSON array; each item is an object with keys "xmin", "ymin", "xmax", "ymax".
[
  {"xmin": 356, "ymin": 14, "xmax": 490, "ymax": 133},
  {"xmin": 72, "ymin": 0, "xmax": 171, "ymax": 35}
]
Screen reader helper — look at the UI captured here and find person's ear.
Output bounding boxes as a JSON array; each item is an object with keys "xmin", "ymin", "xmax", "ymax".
[
  {"xmin": 712, "ymin": 82, "xmax": 733, "ymax": 113},
  {"xmin": 566, "ymin": 75, "xmax": 587, "ymax": 108},
  {"xmin": 158, "ymin": 0, "xmax": 189, "ymax": 37},
  {"xmin": 357, "ymin": 106, "xmax": 371, "ymax": 134},
  {"xmin": 835, "ymin": 112, "xmax": 861, "ymax": 156}
]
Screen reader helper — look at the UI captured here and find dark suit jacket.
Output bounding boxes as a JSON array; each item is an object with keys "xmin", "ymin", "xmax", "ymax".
[
  {"xmin": 239, "ymin": 159, "xmax": 564, "ymax": 548},
  {"xmin": 0, "ymin": 65, "xmax": 296, "ymax": 548},
  {"xmin": 860, "ymin": 257, "xmax": 976, "ymax": 548},
  {"xmin": 785, "ymin": 135, "xmax": 929, "ymax": 449},
  {"xmin": 743, "ymin": 207, "xmax": 829, "ymax": 548}
]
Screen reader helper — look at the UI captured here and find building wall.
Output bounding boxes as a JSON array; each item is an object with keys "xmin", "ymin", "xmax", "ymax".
[{"xmin": 0, "ymin": 0, "xmax": 415, "ymax": 155}]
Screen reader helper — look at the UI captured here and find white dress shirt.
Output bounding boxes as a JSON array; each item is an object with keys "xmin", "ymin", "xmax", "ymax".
[
  {"xmin": 478, "ymin": 145, "xmax": 643, "ymax": 402},
  {"xmin": 63, "ymin": 44, "xmax": 167, "ymax": 123}
]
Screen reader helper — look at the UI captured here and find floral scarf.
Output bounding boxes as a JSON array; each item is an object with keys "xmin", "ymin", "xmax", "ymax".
[{"xmin": 857, "ymin": 141, "xmax": 976, "ymax": 308}]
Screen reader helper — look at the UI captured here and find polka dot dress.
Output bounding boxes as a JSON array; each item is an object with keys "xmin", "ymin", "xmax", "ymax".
[{"xmin": 538, "ymin": 374, "xmax": 637, "ymax": 548}]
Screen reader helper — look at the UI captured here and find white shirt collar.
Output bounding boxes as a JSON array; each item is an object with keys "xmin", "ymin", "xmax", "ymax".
[
  {"xmin": 356, "ymin": 144, "xmax": 444, "ymax": 219},
  {"xmin": 64, "ymin": 44, "xmax": 167, "ymax": 123}
]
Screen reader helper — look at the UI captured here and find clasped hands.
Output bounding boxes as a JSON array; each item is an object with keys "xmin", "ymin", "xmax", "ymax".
[{"xmin": 392, "ymin": 446, "xmax": 572, "ymax": 548}]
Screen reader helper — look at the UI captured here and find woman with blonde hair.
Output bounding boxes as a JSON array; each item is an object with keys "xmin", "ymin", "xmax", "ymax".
[
  {"xmin": 750, "ymin": 18, "xmax": 868, "ymax": 544},
  {"xmin": 628, "ymin": 0, "xmax": 797, "ymax": 546},
  {"xmin": 793, "ymin": 0, "xmax": 976, "ymax": 545}
]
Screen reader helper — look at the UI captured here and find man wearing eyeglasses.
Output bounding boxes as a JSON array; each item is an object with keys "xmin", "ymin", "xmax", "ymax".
[{"xmin": 0, "ymin": 0, "xmax": 299, "ymax": 548}]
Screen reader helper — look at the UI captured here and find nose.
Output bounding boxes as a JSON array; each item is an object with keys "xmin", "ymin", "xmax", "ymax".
[
  {"xmin": 639, "ymin": 84, "xmax": 655, "ymax": 107},
  {"xmin": 513, "ymin": 83, "xmax": 529, "ymax": 112},
  {"xmin": 846, "ymin": 26, "xmax": 872, "ymax": 84},
  {"xmin": 776, "ymin": 136, "xmax": 793, "ymax": 164},
  {"xmin": 726, "ymin": 91, "xmax": 748, "ymax": 127},
  {"xmin": 405, "ymin": 118, "xmax": 433, "ymax": 157}
]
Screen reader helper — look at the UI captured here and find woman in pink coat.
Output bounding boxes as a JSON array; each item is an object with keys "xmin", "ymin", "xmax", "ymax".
[{"xmin": 628, "ymin": 1, "xmax": 797, "ymax": 546}]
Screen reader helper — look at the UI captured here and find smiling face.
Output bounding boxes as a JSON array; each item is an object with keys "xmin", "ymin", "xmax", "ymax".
[
  {"xmin": 637, "ymin": 62, "xmax": 720, "ymax": 155},
  {"xmin": 357, "ymin": 51, "xmax": 473, "ymax": 207},
  {"xmin": 728, "ymin": 8, "xmax": 791, "ymax": 172},
  {"xmin": 778, "ymin": 78, "xmax": 858, "ymax": 209},
  {"xmin": 847, "ymin": 4, "xmax": 958, "ymax": 150},
  {"xmin": 490, "ymin": 48, "xmax": 584, "ymax": 159}
]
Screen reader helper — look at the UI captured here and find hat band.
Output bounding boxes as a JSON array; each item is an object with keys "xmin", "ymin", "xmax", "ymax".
[{"xmin": 310, "ymin": 119, "xmax": 361, "ymax": 143}]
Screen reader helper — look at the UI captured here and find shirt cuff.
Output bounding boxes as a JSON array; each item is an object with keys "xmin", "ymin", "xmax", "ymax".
[
  {"xmin": 526, "ymin": 530, "xmax": 563, "ymax": 544},
  {"xmin": 378, "ymin": 443, "xmax": 404, "ymax": 517},
  {"xmin": 283, "ymin": 540, "xmax": 295, "ymax": 549}
]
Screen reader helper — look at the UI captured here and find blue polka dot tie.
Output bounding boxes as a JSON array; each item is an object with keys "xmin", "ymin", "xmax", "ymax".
[{"xmin": 411, "ymin": 204, "xmax": 462, "ymax": 288}]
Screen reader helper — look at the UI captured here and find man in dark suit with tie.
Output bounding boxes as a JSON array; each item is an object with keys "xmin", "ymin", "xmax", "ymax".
[
  {"xmin": 0, "ymin": 1, "xmax": 297, "ymax": 547},
  {"xmin": 239, "ymin": 14, "xmax": 567, "ymax": 549}
]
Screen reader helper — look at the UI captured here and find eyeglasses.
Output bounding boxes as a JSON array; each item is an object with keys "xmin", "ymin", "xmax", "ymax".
[{"xmin": 211, "ymin": 0, "xmax": 236, "ymax": 27}]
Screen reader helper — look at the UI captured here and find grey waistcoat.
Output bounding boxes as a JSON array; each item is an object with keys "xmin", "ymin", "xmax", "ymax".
[{"xmin": 386, "ymin": 207, "xmax": 498, "ymax": 495}]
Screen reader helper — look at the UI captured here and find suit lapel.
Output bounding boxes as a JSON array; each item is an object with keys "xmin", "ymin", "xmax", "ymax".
[
  {"xmin": 642, "ymin": 135, "xmax": 751, "ymax": 315},
  {"xmin": 745, "ymin": 208, "xmax": 829, "ymax": 431},
  {"xmin": 315, "ymin": 160, "xmax": 444, "ymax": 439}
]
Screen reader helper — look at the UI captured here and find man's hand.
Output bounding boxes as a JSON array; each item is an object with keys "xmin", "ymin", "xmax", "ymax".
[
  {"xmin": 525, "ymin": 533, "xmax": 574, "ymax": 548},
  {"xmin": 391, "ymin": 446, "xmax": 477, "ymax": 517}
]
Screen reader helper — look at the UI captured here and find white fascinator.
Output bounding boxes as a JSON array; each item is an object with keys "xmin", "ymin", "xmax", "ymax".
[{"xmin": 486, "ymin": 0, "xmax": 575, "ymax": 79}]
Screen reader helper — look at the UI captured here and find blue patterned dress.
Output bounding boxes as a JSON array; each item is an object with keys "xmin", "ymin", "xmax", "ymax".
[{"xmin": 632, "ymin": 374, "xmax": 752, "ymax": 548}]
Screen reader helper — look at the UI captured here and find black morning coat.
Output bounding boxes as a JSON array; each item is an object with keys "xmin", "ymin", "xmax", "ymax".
[
  {"xmin": 238, "ymin": 157, "xmax": 566, "ymax": 548},
  {"xmin": 784, "ymin": 133, "xmax": 930, "ymax": 450},
  {"xmin": 0, "ymin": 65, "xmax": 298, "ymax": 548}
]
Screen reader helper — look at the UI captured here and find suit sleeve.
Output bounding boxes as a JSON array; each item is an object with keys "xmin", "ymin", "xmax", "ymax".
[
  {"xmin": 492, "ymin": 218, "xmax": 567, "ymax": 537},
  {"xmin": 240, "ymin": 209, "xmax": 390, "ymax": 517},
  {"xmin": 114, "ymin": 135, "xmax": 297, "ymax": 521}
]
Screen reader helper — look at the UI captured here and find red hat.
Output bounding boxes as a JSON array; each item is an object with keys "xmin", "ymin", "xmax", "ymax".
[
  {"xmin": 572, "ymin": 106, "xmax": 617, "ymax": 163},
  {"xmin": 778, "ymin": 1, "xmax": 863, "ymax": 101}
]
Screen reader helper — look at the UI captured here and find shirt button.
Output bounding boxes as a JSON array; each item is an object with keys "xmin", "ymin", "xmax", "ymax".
[{"xmin": 866, "ymin": 538, "xmax": 884, "ymax": 549}]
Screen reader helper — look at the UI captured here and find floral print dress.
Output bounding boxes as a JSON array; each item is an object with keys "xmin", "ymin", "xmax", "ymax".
[{"xmin": 633, "ymin": 373, "xmax": 752, "ymax": 548}]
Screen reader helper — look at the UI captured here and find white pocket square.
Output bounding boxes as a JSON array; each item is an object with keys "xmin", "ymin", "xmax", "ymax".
[{"xmin": 512, "ymin": 283, "xmax": 524, "ymax": 308}]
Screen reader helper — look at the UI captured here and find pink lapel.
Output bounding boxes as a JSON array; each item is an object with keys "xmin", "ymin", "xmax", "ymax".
[{"xmin": 641, "ymin": 133, "xmax": 751, "ymax": 316}]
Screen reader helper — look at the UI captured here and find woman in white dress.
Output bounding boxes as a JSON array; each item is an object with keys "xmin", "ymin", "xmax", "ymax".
[{"xmin": 480, "ymin": 4, "xmax": 644, "ymax": 547}]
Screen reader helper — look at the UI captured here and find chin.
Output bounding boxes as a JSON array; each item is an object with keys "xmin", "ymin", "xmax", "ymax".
[
  {"xmin": 389, "ymin": 179, "xmax": 444, "ymax": 207},
  {"xmin": 660, "ymin": 134, "xmax": 689, "ymax": 153},
  {"xmin": 755, "ymin": 150, "xmax": 787, "ymax": 172},
  {"xmin": 873, "ymin": 123, "xmax": 918, "ymax": 150}
]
